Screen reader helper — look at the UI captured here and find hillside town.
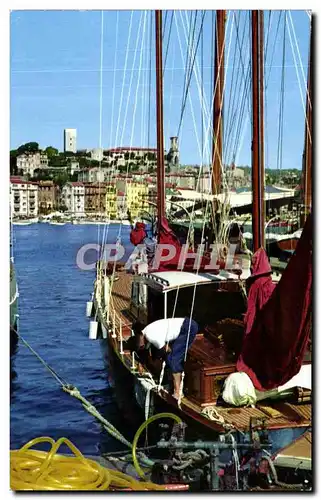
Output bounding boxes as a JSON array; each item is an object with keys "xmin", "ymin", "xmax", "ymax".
[{"xmin": 10, "ymin": 128, "xmax": 302, "ymax": 220}]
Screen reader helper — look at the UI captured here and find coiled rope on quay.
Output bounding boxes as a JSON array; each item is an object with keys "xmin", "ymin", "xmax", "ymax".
[{"xmin": 11, "ymin": 329, "xmax": 188, "ymax": 490}]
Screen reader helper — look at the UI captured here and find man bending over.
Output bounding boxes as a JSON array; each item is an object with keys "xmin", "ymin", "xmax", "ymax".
[{"xmin": 132, "ymin": 317, "xmax": 199, "ymax": 400}]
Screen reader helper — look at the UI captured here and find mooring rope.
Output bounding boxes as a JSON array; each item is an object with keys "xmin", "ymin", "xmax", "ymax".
[{"xmin": 11, "ymin": 328, "xmax": 153, "ymax": 467}]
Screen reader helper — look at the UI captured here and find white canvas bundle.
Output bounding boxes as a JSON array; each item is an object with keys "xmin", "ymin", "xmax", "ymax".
[{"xmin": 222, "ymin": 372, "xmax": 257, "ymax": 407}]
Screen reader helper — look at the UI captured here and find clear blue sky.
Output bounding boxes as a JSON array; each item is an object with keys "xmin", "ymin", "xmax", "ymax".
[{"xmin": 10, "ymin": 10, "xmax": 310, "ymax": 169}]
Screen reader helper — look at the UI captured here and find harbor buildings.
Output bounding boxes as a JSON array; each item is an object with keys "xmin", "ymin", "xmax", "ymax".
[
  {"xmin": 61, "ymin": 182, "xmax": 85, "ymax": 216},
  {"xmin": 105, "ymin": 184, "xmax": 117, "ymax": 219},
  {"xmin": 38, "ymin": 180, "xmax": 58, "ymax": 214},
  {"xmin": 10, "ymin": 177, "xmax": 39, "ymax": 217},
  {"xmin": 115, "ymin": 180, "xmax": 149, "ymax": 218}
]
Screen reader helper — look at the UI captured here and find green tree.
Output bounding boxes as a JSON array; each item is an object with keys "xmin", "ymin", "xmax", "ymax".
[
  {"xmin": 10, "ymin": 150, "xmax": 18, "ymax": 175},
  {"xmin": 53, "ymin": 172, "xmax": 70, "ymax": 189},
  {"xmin": 58, "ymin": 203, "xmax": 68, "ymax": 212},
  {"xmin": 30, "ymin": 170, "xmax": 52, "ymax": 182},
  {"xmin": 17, "ymin": 142, "xmax": 39, "ymax": 154},
  {"xmin": 45, "ymin": 146, "xmax": 59, "ymax": 158}
]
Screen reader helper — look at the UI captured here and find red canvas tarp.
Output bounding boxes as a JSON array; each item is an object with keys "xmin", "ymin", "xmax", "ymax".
[
  {"xmin": 130, "ymin": 222, "xmax": 147, "ymax": 246},
  {"xmin": 237, "ymin": 214, "xmax": 312, "ymax": 391},
  {"xmin": 152, "ymin": 217, "xmax": 213, "ymax": 272},
  {"xmin": 243, "ymin": 248, "xmax": 276, "ymax": 335}
]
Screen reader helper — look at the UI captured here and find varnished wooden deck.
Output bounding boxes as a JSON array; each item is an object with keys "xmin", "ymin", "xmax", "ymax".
[
  {"xmin": 108, "ymin": 270, "xmax": 311, "ymax": 433},
  {"xmin": 109, "ymin": 271, "xmax": 133, "ymax": 335}
]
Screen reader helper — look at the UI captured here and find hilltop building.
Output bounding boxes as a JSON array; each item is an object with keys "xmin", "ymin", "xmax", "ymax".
[
  {"xmin": 16, "ymin": 152, "xmax": 48, "ymax": 176},
  {"xmin": 64, "ymin": 129, "xmax": 77, "ymax": 154}
]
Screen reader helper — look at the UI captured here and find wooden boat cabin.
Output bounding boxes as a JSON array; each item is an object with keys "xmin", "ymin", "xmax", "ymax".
[{"xmin": 129, "ymin": 270, "xmax": 252, "ymax": 406}]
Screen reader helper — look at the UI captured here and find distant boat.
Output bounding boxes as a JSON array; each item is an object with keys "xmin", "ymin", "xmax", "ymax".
[
  {"xmin": 13, "ymin": 217, "xmax": 38, "ymax": 225},
  {"xmin": 277, "ymin": 229, "xmax": 303, "ymax": 252},
  {"xmin": 78, "ymin": 219, "xmax": 110, "ymax": 225},
  {"xmin": 49, "ymin": 221, "xmax": 66, "ymax": 226}
]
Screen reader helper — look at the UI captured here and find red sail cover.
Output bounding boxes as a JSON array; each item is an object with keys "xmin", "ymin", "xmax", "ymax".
[
  {"xmin": 130, "ymin": 222, "xmax": 147, "ymax": 246},
  {"xmin": 153, "ymin": 217, "xmax": 213, "ymax": 272},
  {"xmin": 237, "ymin": 214, "xmax": 312, "ymax": 391},
  {"xmin": 243, "ymin": 248, "xmax": 276, "ymax": 335}
]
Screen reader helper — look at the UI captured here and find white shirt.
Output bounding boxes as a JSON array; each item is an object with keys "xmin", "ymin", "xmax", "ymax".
[{"xmin": 142, "ymin": 318, "xmax": 185, "ymax": 350}]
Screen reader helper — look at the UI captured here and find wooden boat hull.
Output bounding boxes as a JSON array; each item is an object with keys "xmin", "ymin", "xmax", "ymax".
[
  {"xmin": 92, "ymin": 269, "xmax": 311, "ymax": 458},
  {"xmin": 101, "ymin": 329, "xmax": 309, "ymax": 456}
]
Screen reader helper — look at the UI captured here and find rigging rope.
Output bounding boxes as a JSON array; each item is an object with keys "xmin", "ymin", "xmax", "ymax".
[
  {"xmin": 99, "ymin": 10, "xmax": 135, "ymax": 259},
  {"xmin": 287, "ymin": 11, "xmax": 311, "ymax": 143},
  {"xmin": 225, "ymin": 11, "xmax": 252, "ymax": 167},
  {"xmin": 109, "ymin": 11, "xmax": 119, "ymax": 150},
  {"xmin": 176, "ymin": 9, "xmax": 237, "ymax": 248},
  {"xmin": 13, "ymin": 329, "xmax": 69, "ymax": 387},
  {"xmin": 265, "ymin": 11, "xmax": 282, "ymax": 87},
  {"xmin": 163, "ymin": 11, "xmax": 174, "ymax": 75},
  {"xmin": 105, "ymin": 10, "xmax": 148, "ymax": 293},
  {"xmin": 97, "ymin": 10, "xmax": 104, "ymax": 248},
  {"xmin": 171, "ymin": 10, "xmax": 233, "ymax": 404},
  {"xmin": 177, "ymin": 11, "xmax": 206, "ymax": 137},
  {"xmin": 180, "ymin": 11, "xmax": 195, "ymax": 123}
]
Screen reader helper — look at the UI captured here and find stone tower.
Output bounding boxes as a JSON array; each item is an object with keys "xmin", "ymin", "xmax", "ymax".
[{"xmin": 168, "ymin": 136, "xmax": 180, "ymax": 171}]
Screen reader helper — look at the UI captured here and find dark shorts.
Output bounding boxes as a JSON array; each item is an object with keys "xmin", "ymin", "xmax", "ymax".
[{"xmin": 166, "ymin": 318, "xmax": 199, "ymax": 373}]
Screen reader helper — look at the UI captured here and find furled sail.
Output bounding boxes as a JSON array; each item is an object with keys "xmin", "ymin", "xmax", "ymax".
[{"xmin": 237, "ymin": 214, "xmax": 312, "ymax": 391}]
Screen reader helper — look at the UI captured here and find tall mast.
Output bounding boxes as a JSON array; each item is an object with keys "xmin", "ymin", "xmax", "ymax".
[
  {"xmin": 302, "ymin": 20, "xmax": 312, "ymax": 223},
  {"xmin": 212, "ymin": 10, "xmax": 225, "ymax": 196},
  {"xmin": 155, "ymin": 10, "xmax": 165, "ymax": 234},
  {"xmin": 251, "ymin": 10, "xmax": 265, "ymax": 252},
  {"xmin": 259, "ymin": 10, "xmax": 265, "ymax": 244}
]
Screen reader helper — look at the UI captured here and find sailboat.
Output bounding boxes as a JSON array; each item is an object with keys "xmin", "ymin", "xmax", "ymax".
[{"xmin": 89, "ymin": 9, "xmax": 311, "ymax": 472}]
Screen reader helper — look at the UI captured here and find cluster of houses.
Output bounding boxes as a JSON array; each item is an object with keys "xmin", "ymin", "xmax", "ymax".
[
  {"xmin": 11, "ymin": 133, "xmax": 249, "ymax": 219},
  {"xmin": 10, "ymin": 178, "xmax": 150, "ymax": 219}
]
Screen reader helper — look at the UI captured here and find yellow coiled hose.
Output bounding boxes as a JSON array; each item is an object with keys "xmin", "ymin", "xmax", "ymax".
[
  {"xmin": 132, "ymin": 412, "xmax": 183, "ymax": 479},
  {"xmin": 10, "ymin": 436, "xmax": 169, "ymax": 491}
]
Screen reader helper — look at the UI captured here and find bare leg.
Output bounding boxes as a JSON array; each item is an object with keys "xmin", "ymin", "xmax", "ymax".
[{"xmin": 172, "ymin": 372, "xmax": 182, "ymax": 399}]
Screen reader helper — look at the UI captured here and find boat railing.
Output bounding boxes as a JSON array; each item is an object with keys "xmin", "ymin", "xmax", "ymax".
[
  {"xmin": 137, "ymin": 272, "xmax": 170, "ymax": 287},
  {"xmin": 96, "ymin": 271, "xmax": 131, "ymax": 355}
]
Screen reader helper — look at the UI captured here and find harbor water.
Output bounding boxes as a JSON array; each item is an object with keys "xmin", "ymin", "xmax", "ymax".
[{"xmin": 10, "ymin": 223, "xmax": 135, "ymax": 456}]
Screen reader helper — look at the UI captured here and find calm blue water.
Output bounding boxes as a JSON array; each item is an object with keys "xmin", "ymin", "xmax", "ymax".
[{"xmin": 10, "ymin": 223, "xmax": 134, "ymax": 456}]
